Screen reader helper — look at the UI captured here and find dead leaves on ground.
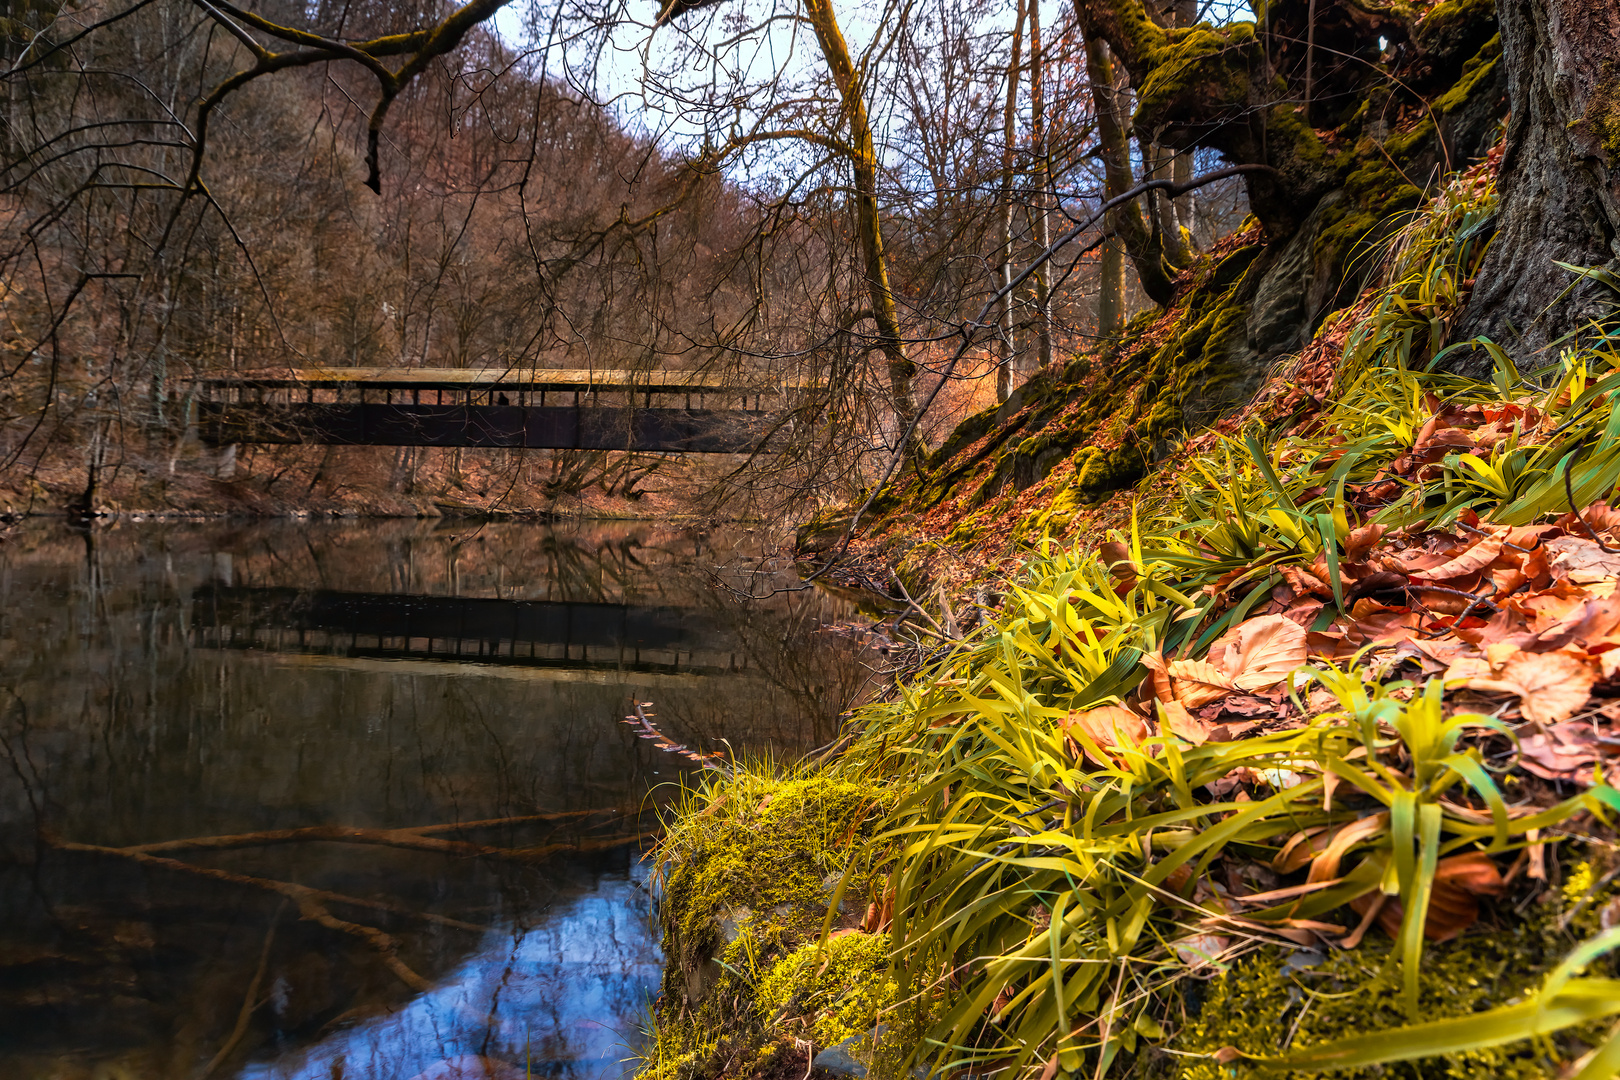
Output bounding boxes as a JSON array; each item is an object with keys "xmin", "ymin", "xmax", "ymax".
[{"xmin": 1158, "ymin": 504, "xmax": 1620, "ymax": 780}]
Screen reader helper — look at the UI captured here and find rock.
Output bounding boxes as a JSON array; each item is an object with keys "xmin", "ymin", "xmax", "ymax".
[
  {"xmin": 717, "ymin": 905, "xmax": 753, "ymax": 947},
  {"xmin": 812, "ymin": 1034, "xmax": 872, "ymax": 1078},
  {"xmin": 812, "ymin": 1025, "xmax": 889, "ymax": 1079}
]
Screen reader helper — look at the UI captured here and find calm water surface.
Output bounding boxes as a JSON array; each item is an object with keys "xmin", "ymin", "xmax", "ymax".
[{"xmin": 0, "ymin": 520, "xmax": 870, "ymax": 1080}]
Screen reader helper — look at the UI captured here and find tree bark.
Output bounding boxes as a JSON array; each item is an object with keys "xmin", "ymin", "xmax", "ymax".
[
  {"xmin": 1083, "ymin": 33, "xmax": 1176, "ymax": 308},
  {"xmin": 803, "ymin": 0, "xmax": 924, "ymax": 460},
  {"xmin": 1029, "ymin": 0, "xmax": 1054, "ymax": 371},
  {"xmin": 997, "ymin": 0, "xmax": 1029, "ymax": 403},
  {"xmin": 1449, "ymin": 0, "xmax": 1620, "ymax": 369}
]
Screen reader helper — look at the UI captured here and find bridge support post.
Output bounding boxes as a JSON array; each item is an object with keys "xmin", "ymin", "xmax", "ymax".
[{"xmin": 216, "ymin": 443, "xmax": 238, "ymax": 480}]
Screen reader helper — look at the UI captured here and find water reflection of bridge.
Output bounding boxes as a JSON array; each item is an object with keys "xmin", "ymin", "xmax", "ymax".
[
  {"xmin": 193, "ymin": 367, "xmax": 813, "ymax": 453},
  {"xmin": 191, "ymin": 585, "xmax": 748, "ymax": 677}
]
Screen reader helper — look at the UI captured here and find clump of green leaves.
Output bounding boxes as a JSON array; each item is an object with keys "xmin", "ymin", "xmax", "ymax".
[{"xmin": 842, "ymin": 547, "xmax": 1620, "ymax": 1077}]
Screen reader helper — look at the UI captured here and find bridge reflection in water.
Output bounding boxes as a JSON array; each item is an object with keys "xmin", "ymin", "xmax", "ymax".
[
  {"xmin": 1, "ymin": 520, "xmax": 868, "ymax": 1080},
  {"xmin": 191, "ymin": 585, "xmax": 749, "ymax": 677}
]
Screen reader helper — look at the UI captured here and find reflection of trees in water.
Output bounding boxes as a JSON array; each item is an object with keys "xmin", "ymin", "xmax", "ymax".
[{"xmin": 0, "ymin": 520, "xmax": 868, "ymax": 1078}]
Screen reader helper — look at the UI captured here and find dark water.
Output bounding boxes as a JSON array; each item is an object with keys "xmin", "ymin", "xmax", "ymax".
[{"xmin": 0, "ymin": 520, "xmax": 870, "ymax": 1080}]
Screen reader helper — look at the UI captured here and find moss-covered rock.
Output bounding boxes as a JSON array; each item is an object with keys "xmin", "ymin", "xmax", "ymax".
[{"xmin": 638, "ymin": 769, "xmax": 904, "ymax": 1080}]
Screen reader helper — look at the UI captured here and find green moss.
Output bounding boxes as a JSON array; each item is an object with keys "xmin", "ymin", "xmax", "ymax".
[
  {"xmin": 1133, "ymin": 24, "xmax": 1254, "ymax": 131},
  {"xmin": 755, "ymin": 932, "xmax": 897, "ymax": 1047},
  {"xmin": 1174, "ymin": 912, "xmax": 1614, "ymax": 1080},
  {"xmin": 1434, "ymin": 34, "xmax": 1502, "ymax": 116},
  {"xmin": 1415, "ymin": 0, "xmax": 1499, "ymax": 72},
  {"xmin": 1074, "ymin": 444, "xmax": 1146, "ymax": 500},
  {"xmin": 1584, "ymin": 64, "xmax": 1620, "ymax": 163},
  {"xmin": 927, "ymin": 403, "xmax": 1001, "ymax": 472},
  {"xmin": 640, "ymin": 769, "xmax": 902, "ymax": 1080}
]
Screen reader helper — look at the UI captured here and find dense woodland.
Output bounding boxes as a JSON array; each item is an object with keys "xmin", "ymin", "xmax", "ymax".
[{"xmin": 0, "ymin": 0, "xmax": 1260, "ymax": 518}]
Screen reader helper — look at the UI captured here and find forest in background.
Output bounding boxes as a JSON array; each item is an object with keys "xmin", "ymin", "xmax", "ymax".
[{"xmin": 0, "ymin": 0, "xmax": 1252, "ymax": 520}]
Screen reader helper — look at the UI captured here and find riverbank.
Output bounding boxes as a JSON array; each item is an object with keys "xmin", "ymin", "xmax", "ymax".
[
  {"xmin": 636, "ymin": 164, "xmax": 1620, "ymax": 1079},
  {"xmin": 0, "ymin": 438, "xmax": 791, "ymax": 523}
]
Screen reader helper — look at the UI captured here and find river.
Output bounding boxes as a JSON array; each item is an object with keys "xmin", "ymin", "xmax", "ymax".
[{"xmin": 0, "ymin": 519, "xmax": 872, "ymax": 1080}]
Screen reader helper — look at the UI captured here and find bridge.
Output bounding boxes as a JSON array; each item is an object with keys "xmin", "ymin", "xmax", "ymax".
[
  {"xmin": 190, "ymin": 584, "xmax": 752, "ymax": 678},
  {"xmin": 193, "ymin": 367, "xmax": 812, "ymax": 454}
]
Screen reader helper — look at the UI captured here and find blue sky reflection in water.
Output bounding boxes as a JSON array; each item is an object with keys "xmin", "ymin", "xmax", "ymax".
[
  {"xmin": 0, "ymin": 520, "xmax": 865, "ymax": 1080},
  {"xmin": 243, "ymin": 859, "xmax": 661, "ymax": 1080}
]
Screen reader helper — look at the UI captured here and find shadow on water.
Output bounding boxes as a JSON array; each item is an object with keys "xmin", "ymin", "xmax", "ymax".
[{"xmin": 0, "ymin": 519, "xmax": 875, "ymax": 1080}]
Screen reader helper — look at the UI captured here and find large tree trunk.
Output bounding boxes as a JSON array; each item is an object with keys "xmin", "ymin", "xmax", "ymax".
[
  {"xmin": 1069, "ymin": 0, "xmax": 1506, "ymax": 422},
  {"xmin": 1450, "ymin": 0, "xmax": 1620, "ymax": 368}
]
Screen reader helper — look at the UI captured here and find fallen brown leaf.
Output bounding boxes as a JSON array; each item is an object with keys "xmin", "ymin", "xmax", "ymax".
[
  {"xmin": 1410, "ymin": 536, "xmax": 1503, "ymax": 582},
  {"xmin": 1158, "ymin": 699, "xmax": 1209, "ymax": 745},
  {"xmin": 1463, "ymin": 651, "xmax": 1597, "ymax": 724},
  {"xmin": 1351, "ymin": 853, "xmax": 1505, "ymax": 943},
  {"xmin": 1062, "ymin": 705, "xmax": 1148, "ymax": 765},
  {"xmin": 1544, "ymin": 535, "xmax": 1620, "ymax": 584},
  {"xmin": 1210, "ymin": 614, "xmax": 1310, "ymax": 692},
  {"xmin": 1343, "ymin": 523, "xmax": 1387, "ymax": 562},
  {"xmin": 1166, "ymin": 658, "xmax": 1237, "ymax": 708}
]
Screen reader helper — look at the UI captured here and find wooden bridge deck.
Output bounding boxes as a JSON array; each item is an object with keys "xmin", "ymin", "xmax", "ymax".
[{"xmin": 194, "ymin": 367, "xmax": 809, "ymax": 453}]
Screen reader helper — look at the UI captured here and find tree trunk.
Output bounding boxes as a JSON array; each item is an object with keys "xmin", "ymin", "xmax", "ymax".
[
  {"xmin": 1082, "ymin": 34, "xmax": 1177, "ymax": 307},
  {"xmin": 1449, "ymin": 0, "xmax": 1620, "ymax": 369},
  {"xmin": 1084, "ymin": 35, "xmax": 1129, "ymax": 336},
  {"xmin": 1097, "ymin": 238, "xmax": 1124, "ymax": 335},
  {"xmin": 996, "ymin": 0, "xmax": 1028, "ymax": 403},
  {"xmin": 803, "ymin": 0, "xmax": 925, "ymax": 461},
  {"xmin": 1029, "ymin": 0, "xmax": 1053, "ymax": 372}
]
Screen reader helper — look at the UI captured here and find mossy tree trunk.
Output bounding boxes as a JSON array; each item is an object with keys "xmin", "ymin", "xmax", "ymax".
[
  {"xmin": 1449, "ymin": 0, "xmax": 1620, "ymax": 367},
  {"xmin": 803, "ymin": 0, "xmax": 926, "ymax": 463},
  {"xmin": 1068, "ymin": 0, "xmax": 1507, "ymax": 418}
]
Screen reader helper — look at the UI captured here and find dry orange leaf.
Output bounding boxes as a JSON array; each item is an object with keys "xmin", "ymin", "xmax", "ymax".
[
  {"xmin": 1410, "ymin": 536, "xmax": 1502, "ymax": 582},
  {"xmin": 1139, "ymin": 650, "xmax": 1174, "ymax": 704},
  {"xmin": 1063, "ymin": 705, "xmax": 1148, "ymax": 765},
  {"xmin": 1464, "ymin": 651, "xmax": 1596, "ymax": 724},
  {"xmin": 1271, "ymin": 826, "xmax": 1332, "ymax": 874},
  {"xmin": 1343, "ymin": 522, "xmax": 1387, "ymax": 563},
  {"xmin": 1210, "ymin": 614, "xmax": 1310, "ymax": 691},
  {"xmin": 1351, "ymin": 852, "xmax": 1505, "ymax": 943},
  {"xmin": 1166, "ymin": 657, "xmax": 1236, "ymax": 708},
  {"xmin": 1544, "ymin": 536, "xmax": 1620, "ymax": 584},
  {"xmin": 1157, "ymin": 699, "xmax": 1208, "ymax": 745},
  {"xmin": 1307, "ymin": 812, "xmax": 1389, "ymax": 884}
]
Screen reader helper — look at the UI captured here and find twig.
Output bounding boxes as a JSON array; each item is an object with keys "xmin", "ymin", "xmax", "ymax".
[
  {"xmin": 200, "ymin": 900, "xmax": 285, "ymax": 1079},
  {"xmin": 623, "ymin": 701, "xmax": 731, "ymax": 773},
  {"xmin": 799, "ymin": 164, "xmax": 1280, "ymax": 591},
  {"xmin": 1416, "ymin": 580, "xmax": 1501, "ymax": 637},
  {"xmin": 1564, "ymin": 449, "xmax": 1616, "ymax": 552},
  {"xmin": 1280, "ymin": 987, "xmax": 1316, "ymax": 1051},
  {"xmin": 113, "ymin": 816, "xmax": 635, "ymax": 864},
  {"xmin": 1406, "ymin": 582, "xmax": 1502, "ymax": 612},
  {"xmin": 889, "ymin": 569, "xmax": 950, "ymax": 638}
]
